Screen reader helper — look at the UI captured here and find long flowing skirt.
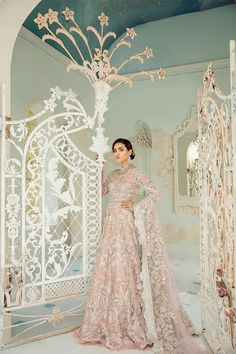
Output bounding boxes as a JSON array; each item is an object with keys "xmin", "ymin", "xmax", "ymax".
[{"xmin": 74, "ymin": 208, "xmax": 152, "ymax": 350}]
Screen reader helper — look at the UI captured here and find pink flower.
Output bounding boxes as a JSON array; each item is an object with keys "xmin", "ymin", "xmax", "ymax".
[
  {"xmin": 62, "ymin": 7, "xmax": 74, "ymax": 21},
  {"xmin": 48, "ymin": 307, "xmax": 65, "ymax": 326},
  {"xmin": 47, "ymin": 9, "xmax": 58, "ymax": 24},
  {"xmin": 216, "ymin": 268, "xmax": 224, "ymax": 276},
  {"xmin": 34, "ymin": 13, "xmax": 48, "ymax": 29},
  {"xmin": 157, "ymin": 67, "xmax": 166, "ymax": 80},
  {"xmin": 98, "ymin": 12, "xmax": 109, "ymax": 26},
  {"xmin": 126, "ymin": 28, "xmax": 137, "ymax": 39},
  {"xmin": 144, "ymin": 47, "xmax": 153, "ymax": 59}
]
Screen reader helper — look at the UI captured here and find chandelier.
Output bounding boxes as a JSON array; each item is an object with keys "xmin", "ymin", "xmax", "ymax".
[
  {"xmin": 34, "ymin": 7, "xmax": 166, "ymax": 160},
  {"xmin": 34, "ymin": 8, "xmax": 166, "ymax": 89}
]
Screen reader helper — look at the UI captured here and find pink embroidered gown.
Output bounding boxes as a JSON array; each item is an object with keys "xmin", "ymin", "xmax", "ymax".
[{"xmin": 75, "ymin": 166, "xmax": 208, "ymax": 354}]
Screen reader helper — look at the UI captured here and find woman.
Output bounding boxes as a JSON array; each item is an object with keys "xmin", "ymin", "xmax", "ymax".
[{"xmin": 75, "ymin": 138, "xmax": 208, "ymax": 353}]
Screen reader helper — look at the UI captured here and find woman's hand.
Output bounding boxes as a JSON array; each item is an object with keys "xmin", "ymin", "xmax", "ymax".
[{"xmin": 121, "ymin": 200, "xmax": 133, "ymax": 211}]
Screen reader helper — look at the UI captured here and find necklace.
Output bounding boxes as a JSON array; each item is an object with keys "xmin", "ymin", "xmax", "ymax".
[{"xmin": 117, "ymin": 164, "xmax": 130, "ymax": 175}]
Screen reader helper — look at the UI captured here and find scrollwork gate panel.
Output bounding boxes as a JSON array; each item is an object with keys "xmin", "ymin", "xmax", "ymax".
[
  {"xmin": 0, "ymin": 87, "xmax": 102, "ymax": 348},
  {"xmin": 199, "ymin": 41, "xmax": 236, "ymax": 353}
]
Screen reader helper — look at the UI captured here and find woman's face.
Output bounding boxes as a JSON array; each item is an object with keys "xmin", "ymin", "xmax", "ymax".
[{"xmin": 113, "ymin": 143, "xmax": 131, "ymax": 164}]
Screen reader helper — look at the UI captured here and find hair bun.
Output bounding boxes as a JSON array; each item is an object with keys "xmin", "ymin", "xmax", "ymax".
[{"xmin": 130, "ymin": 151, "xmax": 135, "ymax": 160}]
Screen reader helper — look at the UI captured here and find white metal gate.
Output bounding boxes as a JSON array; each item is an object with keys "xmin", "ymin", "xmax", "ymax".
[
  {"xmin": 198, "ymin": 41, "xmax": 236, "ymax": 353},
  {"xmin": 0, "ymin": 86, "xmax": 103, "ymax": 348}
]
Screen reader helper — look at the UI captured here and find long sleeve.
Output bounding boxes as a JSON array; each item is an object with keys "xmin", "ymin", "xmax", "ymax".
[
  {"xmin": 134, "ymin": 170, "xmax": 161, "ymax": 210},
  {"xmin": 102, "ymin": 171, "xmax": 111, "ymax": 196}
]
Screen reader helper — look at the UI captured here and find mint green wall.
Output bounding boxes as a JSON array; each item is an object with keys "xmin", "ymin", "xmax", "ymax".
[
  {"xmin": 11, "ymin": 35, "xmax": 93, "ymax": 119},
  {"xmin": 105, "ymin": 66, "xmax": 230, "ymax": 136},
  {"xmin": 11, "ymin": 4, "xmax": 235, "ymax": 241}
]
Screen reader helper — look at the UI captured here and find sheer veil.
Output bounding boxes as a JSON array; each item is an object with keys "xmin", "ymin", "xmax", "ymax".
[{"xmin": 133, "ymin": 169, "xmax": 208, "ymax": 354}]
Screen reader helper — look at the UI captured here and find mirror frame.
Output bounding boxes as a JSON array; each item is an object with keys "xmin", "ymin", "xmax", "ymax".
[{"xmin": 173, "ymin": 106, "xmax": 199, "ymax": 212}]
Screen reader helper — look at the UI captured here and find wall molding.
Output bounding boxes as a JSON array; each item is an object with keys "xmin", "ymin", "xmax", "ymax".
[
  {"xmin": 19, "ymin": 26, "xmax": 229, "ymax": 82},
  {"xmin": 164, "ymin": 58, "xmax": 229, "ymax": 77}
]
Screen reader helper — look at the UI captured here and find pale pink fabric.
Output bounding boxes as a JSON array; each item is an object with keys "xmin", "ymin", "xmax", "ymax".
[{"xmin": 74, "ymin": 166, "xmax": 208, "ymax": 353}]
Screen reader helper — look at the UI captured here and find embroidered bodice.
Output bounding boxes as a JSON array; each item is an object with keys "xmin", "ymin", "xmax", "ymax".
[{"xmin": 102, "ymin": 165, "xmax": 160, "ymax": 211}]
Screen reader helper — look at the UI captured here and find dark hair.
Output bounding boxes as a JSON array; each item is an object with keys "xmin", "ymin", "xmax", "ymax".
[{"xmin": 112, "ymin": 138, "xmax": 135, "ymax": 160}]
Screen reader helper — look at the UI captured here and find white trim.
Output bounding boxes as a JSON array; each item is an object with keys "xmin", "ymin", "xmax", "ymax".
[
  {"xmin": 19, "ymin": 27, "xmax": 230, "ymax": 81},
  {"xmin": 160, "ymin": 58, "xmax": 229, "ymax": 78}
]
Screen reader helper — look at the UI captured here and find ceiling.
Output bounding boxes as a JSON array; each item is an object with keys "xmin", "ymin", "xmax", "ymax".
[{"xmin": 24, "ymin": 0, "xmax": 235, "ymax": 64}]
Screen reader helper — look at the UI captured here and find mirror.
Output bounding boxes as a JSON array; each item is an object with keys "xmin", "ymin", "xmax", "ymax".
[{"xmin": 173, "ymin": 106, "xmax": 199, "ymax": 212}]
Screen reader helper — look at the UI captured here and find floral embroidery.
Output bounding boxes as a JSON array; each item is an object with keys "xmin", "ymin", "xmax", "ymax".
[{"xmin": 75, "ymin": 167, "xmax": 206, "ymax": 354}]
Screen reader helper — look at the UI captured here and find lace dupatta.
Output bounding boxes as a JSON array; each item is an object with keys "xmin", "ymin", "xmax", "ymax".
[{"xmin": 133, "ymin": 170, "xmax": 205, "ymax": 354}]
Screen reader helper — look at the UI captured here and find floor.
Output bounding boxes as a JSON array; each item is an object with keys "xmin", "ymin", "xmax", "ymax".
[{"xmin": 3, "ymin": 240, "xmax": 212, "ymax": 353}]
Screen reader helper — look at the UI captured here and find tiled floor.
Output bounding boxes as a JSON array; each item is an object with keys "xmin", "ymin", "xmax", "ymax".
[{"xmin": 3, "ymin": 240, "xmax": 212, "ymax": 353}]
